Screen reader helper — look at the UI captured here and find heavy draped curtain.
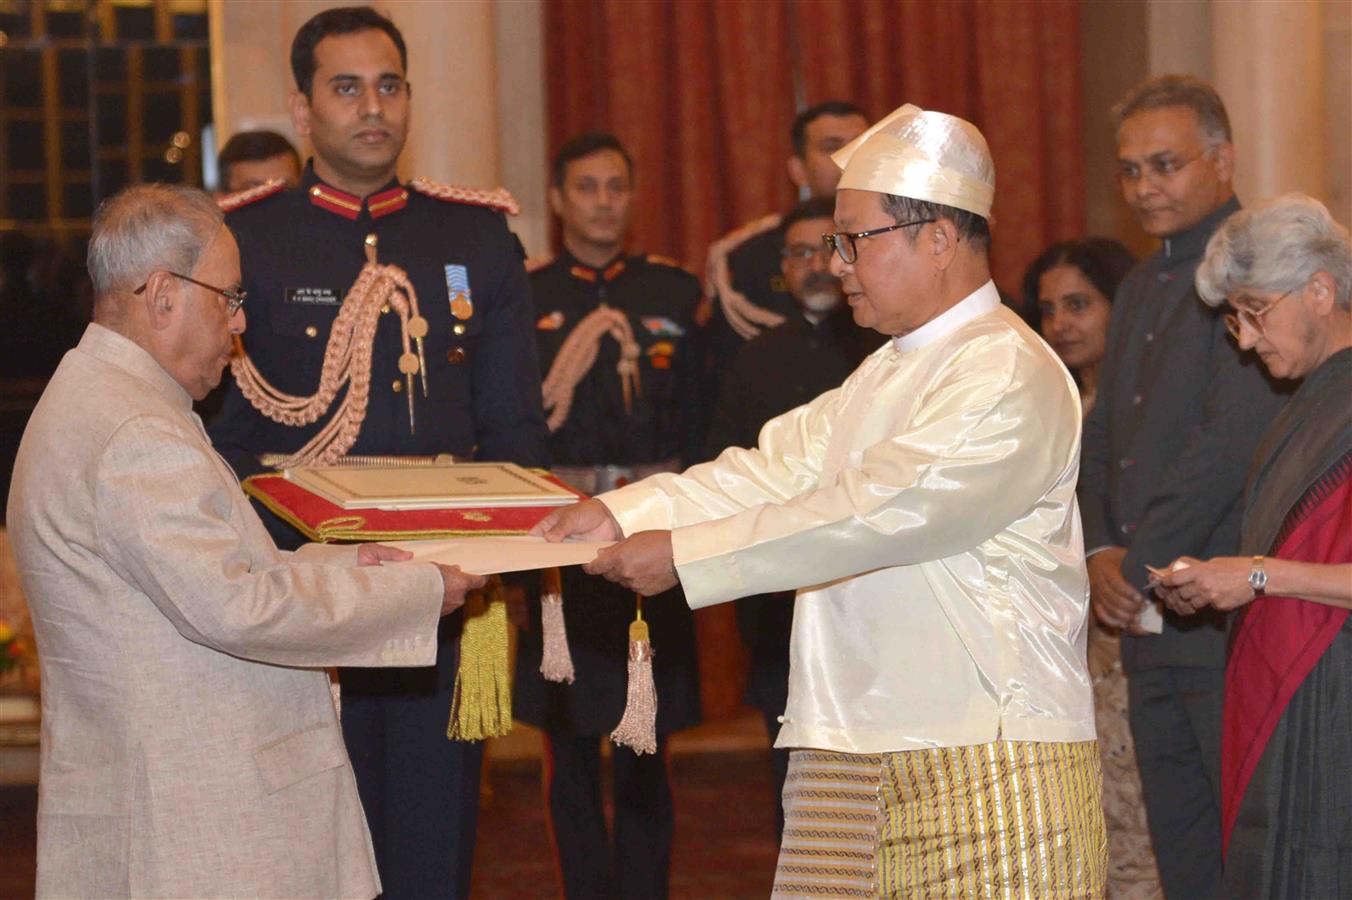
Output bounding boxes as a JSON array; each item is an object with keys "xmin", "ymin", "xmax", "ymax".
[{"xmin": 546, "ymin": 0, "xmax": 1085, "ymax": 717}]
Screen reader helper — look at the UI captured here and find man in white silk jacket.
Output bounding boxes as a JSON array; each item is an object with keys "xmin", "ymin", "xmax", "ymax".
[{"xmin": 537, "ymin": 104, "xmax": 1107, "ymax": 898}]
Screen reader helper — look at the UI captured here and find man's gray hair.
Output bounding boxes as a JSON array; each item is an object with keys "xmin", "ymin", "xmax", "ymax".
[
  {"xmin": 87, "ymin": 183, "xmax": 224, "ymax": 298},
  {"xmin": 881, "ymin": 194, "xmax": 991, "ymax": 253},
  {"xmin": 1195, "ymin": 193, "xmax": 1352, "ymax": 311},
  {"xmin": 1112, "ymin": 74, "xmax": 1232, "ymax": 147}
]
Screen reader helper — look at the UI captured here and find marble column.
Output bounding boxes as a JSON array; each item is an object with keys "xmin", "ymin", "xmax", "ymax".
[{"xmin": 1211, "ymin": 0, "xmax": 1327, "ymax": 205}]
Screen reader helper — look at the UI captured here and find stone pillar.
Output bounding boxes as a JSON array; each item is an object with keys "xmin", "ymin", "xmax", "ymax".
[
  {"xmin": 1211, "ymin": 0, "xmax": 1327, "ymax": 205},
  {"xmin": 492, "ymin": 0, "xmax": 550, "ymax": 257}
]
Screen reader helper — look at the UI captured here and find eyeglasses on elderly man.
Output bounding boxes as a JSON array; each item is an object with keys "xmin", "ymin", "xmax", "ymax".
[{"xmin": 134, "ymin": 270, "xmax": 247, "ymax": 316}]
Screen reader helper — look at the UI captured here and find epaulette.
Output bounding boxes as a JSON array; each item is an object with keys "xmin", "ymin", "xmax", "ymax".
[
  {"xmin": 217, "ymin": 178, "xmax": 287, "ymax": 213},
  {"xmin": 408, "ymin": 177, "xmax": 520, "ymax": 215},
  {"xmin": 644, "ymin": 253, "xmax": 694, "ymax": 275},
  {"xmin": 525, "ymin": 254, "xmax": 555, "ymax": 274}
]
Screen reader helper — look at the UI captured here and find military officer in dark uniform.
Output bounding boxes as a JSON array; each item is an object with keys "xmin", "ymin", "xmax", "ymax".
[
  {"xmin": 703, "ymin": 197, "xmax": 877, "ymax": 840},
  {"xmin": 513, "ymin": 132, "xmax": 701, "ymax": 900},
  {"xmin": 207, "ymin": 8, "xmax": 548, "ymax": 899},
  {"xmin": 694, "ymin": 100, "xmax": 869, "ymax": 459}
]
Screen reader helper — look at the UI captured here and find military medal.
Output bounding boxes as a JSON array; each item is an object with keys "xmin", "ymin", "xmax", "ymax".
[{"xmin": 445, "ymin": 264, "xmax": 474, "ymax": 321}]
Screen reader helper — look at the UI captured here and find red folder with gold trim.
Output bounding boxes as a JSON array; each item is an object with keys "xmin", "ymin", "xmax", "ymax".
[{"xmin": 243, "ymin": 470, "xmax": 585, "ymax": 543}]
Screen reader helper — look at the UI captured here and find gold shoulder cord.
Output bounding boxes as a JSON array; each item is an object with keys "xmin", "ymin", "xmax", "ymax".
[{"xmin": 230, "ymin": 234, "xmax": 429, "ymax": 468}]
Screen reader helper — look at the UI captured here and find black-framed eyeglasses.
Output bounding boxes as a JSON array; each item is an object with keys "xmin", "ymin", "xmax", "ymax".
[
  {"xmin": 1224, "ymin": 288, "xmax": 1294, "ymax": 341},
  {"xmin": 134, "ymin": 271, "xmax": 246, "ymax": 315},
  {"xmin": 823, "ymin": 219, "xmax": 935, "ymax": 264}
]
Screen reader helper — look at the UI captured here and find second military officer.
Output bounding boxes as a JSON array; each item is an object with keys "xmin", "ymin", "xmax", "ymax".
[{"xmin": 513, "ymin": 132, "xmax": 702, "ymax": 900}]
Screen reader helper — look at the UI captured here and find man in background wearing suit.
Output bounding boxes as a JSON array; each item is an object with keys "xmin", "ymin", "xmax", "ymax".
[
  {"xmin": 6, "ymin": 183, "xmax": 483, "ymax": 899},
  {"xmin": 1078, "ymin": 75, "xmax": 1288, "ymax": 898}
]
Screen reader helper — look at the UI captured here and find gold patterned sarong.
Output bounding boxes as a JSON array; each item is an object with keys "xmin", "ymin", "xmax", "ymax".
[{"xmin": 773, "ymin": 741, "xmax": 1107, "ymax": 899}]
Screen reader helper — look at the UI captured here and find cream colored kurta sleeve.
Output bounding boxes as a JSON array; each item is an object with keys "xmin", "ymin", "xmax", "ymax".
[
  {"xmin": 95, "ymin": 414, "xmax": 445, "ymax": 669},
  {"xmin": 605, "ymin": 335, "xmax": 1079, "ymax": 609},
  {"xmin": 289, "ymin": 542, "xmax": 362, "ymax": 566},
  {"xmin": 602, "ymin": 384, "xmax": 846, "ymax": 533}
]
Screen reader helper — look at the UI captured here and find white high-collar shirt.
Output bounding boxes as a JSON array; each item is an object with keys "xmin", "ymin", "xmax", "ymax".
[{"xmin": 600, "ymin": 282, "xmax": 1094, "ymax": 753}]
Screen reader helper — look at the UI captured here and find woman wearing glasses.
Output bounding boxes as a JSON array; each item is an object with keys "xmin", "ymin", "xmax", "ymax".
[{"xmin": 1155, "ymin": 194, "xmax": 1352, "ymax": 898}]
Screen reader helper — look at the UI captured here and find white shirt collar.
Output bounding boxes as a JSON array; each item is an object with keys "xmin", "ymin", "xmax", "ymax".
[{"xmin": 890, "ymin": 280, "xmax": 1001, "ymax": 353}]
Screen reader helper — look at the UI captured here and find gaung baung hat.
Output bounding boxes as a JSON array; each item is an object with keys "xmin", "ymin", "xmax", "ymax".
[{"xmin": 832, "ymin": 103, "xmax": 995, "ymax": 220}]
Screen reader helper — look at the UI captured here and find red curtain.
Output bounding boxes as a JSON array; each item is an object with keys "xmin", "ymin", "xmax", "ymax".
[{"xmin": 546, "ymin": 0, "xmax": 1085, "ymax": 717}]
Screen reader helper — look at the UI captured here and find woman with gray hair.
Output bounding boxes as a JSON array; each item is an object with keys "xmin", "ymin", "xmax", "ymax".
[{"xmin": 1156, "ymin": 193, "xmax": 1352, "ymax": 898}]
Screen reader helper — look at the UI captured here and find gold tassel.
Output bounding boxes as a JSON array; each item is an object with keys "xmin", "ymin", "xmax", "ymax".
[
  {"xmin": 539, "ymin": 566, "xmax": 575, "ymax": 683},
  {"xmin": 447, "ymin": 575, "xmax": 513, "ymax": 741},
  {"xmin": 610, "ymin": 595, "xmax": 658, "ymax": 755}
]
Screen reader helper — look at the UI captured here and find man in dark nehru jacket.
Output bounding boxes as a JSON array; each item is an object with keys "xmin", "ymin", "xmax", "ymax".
[
  {"xmin": 703, "ymin": 195, "xmax": 878, "ymax": 839},
  {"xmin": 513, "ymin": 131, "xmax": 701, "ymax": 900},
  {"xmin": 695, "ymin": 100, "xmax": 869, "ymax": 457},
  {"xmin": 1080, "ymin": 75, "xmax": 1287, "ymax": 898},
  {"xmin": 208, "ymin": 6, "xmax": 548, "ymax": 898}
]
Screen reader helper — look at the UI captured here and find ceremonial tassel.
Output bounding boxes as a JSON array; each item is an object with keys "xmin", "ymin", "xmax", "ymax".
[
  {"xmin": 610, "ymin": 595, "xmax": 658, "ymax": 755},
  {"xmin": 447, "ymin": 575, "xmax": 513, "ymax": 741},
  {"xmin": 538, "ymin": 566, "xmax": 575, "ymax": 683}
]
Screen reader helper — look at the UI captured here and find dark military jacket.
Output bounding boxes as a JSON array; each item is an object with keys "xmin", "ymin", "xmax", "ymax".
[
  {"xmin": 208, "ymin": 165, "xmax": 550, "ymax": 694},
  {"xmin": 210, "ymin": 164, "xmax": 549, "ymax": 493},
  {"xmin": 513, "ymin": 250, "xmax": 702, "ymax": 737},
  {"xmin": 704, "ymin": 307, "xmax": 879, "ymax": 715},
  {"xmin": 531, "ymin": 250, "xmax": 703, "ymax": 467}
]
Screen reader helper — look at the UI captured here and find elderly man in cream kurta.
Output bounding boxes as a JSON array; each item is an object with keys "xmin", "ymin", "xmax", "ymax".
[
  {"xmin": 537, "ymin": 106, "xmax": 1107, "ymax": 898},
  {"xmin": 7, "ymin": 184, "xmax": 483, "ymax": 899}
]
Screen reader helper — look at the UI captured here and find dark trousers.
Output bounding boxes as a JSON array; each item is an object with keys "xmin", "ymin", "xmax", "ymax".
[
  {"xmin": 1127, "ymin": 665, "xmax": 1225, "ymax": 900},
  {"xmin": 544, "ymin": 733, "xmax": 674, "ymax": 900},
  {"xmin": 342, "ymin": 688, "xmax": 483, "ymax": 900},
  {"xmin": 760, "ymin": 708, "xmax": 790, "ymax": 842}
]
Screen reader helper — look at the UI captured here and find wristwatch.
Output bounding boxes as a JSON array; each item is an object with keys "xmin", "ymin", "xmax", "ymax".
[{"xmin": 1249, "ymin": 556, "xmax": 1268, "ymax": 597}]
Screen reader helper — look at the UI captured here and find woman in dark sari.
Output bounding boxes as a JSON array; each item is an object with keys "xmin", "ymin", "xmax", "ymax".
[{"xmin": 1156, "ymin": 193, "xmax": 1352, "ymax": 898}]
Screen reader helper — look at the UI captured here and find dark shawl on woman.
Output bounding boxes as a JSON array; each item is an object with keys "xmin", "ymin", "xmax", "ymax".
[{"xmin": 1221, "ymin": 346, "xmax": 1352, "ymax": 897}]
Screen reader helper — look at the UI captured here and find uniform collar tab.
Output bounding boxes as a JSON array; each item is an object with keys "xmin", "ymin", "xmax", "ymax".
[
  {"xmin": 302, "ymin": 163, "xmax": 405, "ymax": 221},
  {"xmin": 563, "ymin": 250, "xmax": 626, "ymax": 283}
]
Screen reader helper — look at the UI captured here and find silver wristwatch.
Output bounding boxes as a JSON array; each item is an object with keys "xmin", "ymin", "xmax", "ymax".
[{"xmin": 1248, "ymin": 556, "xmax": 1268, "ymax": 597}]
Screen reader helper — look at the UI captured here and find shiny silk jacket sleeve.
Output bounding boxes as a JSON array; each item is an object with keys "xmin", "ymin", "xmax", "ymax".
[
  {"xmin": 94, "ymin": 414, "xmax": 445, "ymax": 668},
  {"xmin": 603, "ymin": 335, "xmax": 1081, "ymax": 609},
  {"xmin": 602, "ymin": 378, "xmax": 845, "ymax": 531}
]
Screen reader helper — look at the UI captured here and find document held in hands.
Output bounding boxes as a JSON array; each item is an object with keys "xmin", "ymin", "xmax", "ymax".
[{"xmin": 387, "ymin": 535, "xmax": 615, "ymax": 576}]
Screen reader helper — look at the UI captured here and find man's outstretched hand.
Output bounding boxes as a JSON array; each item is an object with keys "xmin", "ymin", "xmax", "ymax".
[
  {"xmin": 585, "ymin": 530, "xmax": 678, "ymax": 596},
  {"xmin": 531, "ymin": 499, "xmax": 623, "ymax": 543},
  {"xmin": 433, "ymin": 564, "xmax": 487, "ymax": 616}
]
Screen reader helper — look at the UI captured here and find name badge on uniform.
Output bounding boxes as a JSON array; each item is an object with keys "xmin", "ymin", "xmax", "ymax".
[
  {"xmin": 285, "ymin": 287, "xmax": 341, "ymax": 306},
  {"xmin": 444, "ymin": 264, "xmax": 474, "ymax": 320}
]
